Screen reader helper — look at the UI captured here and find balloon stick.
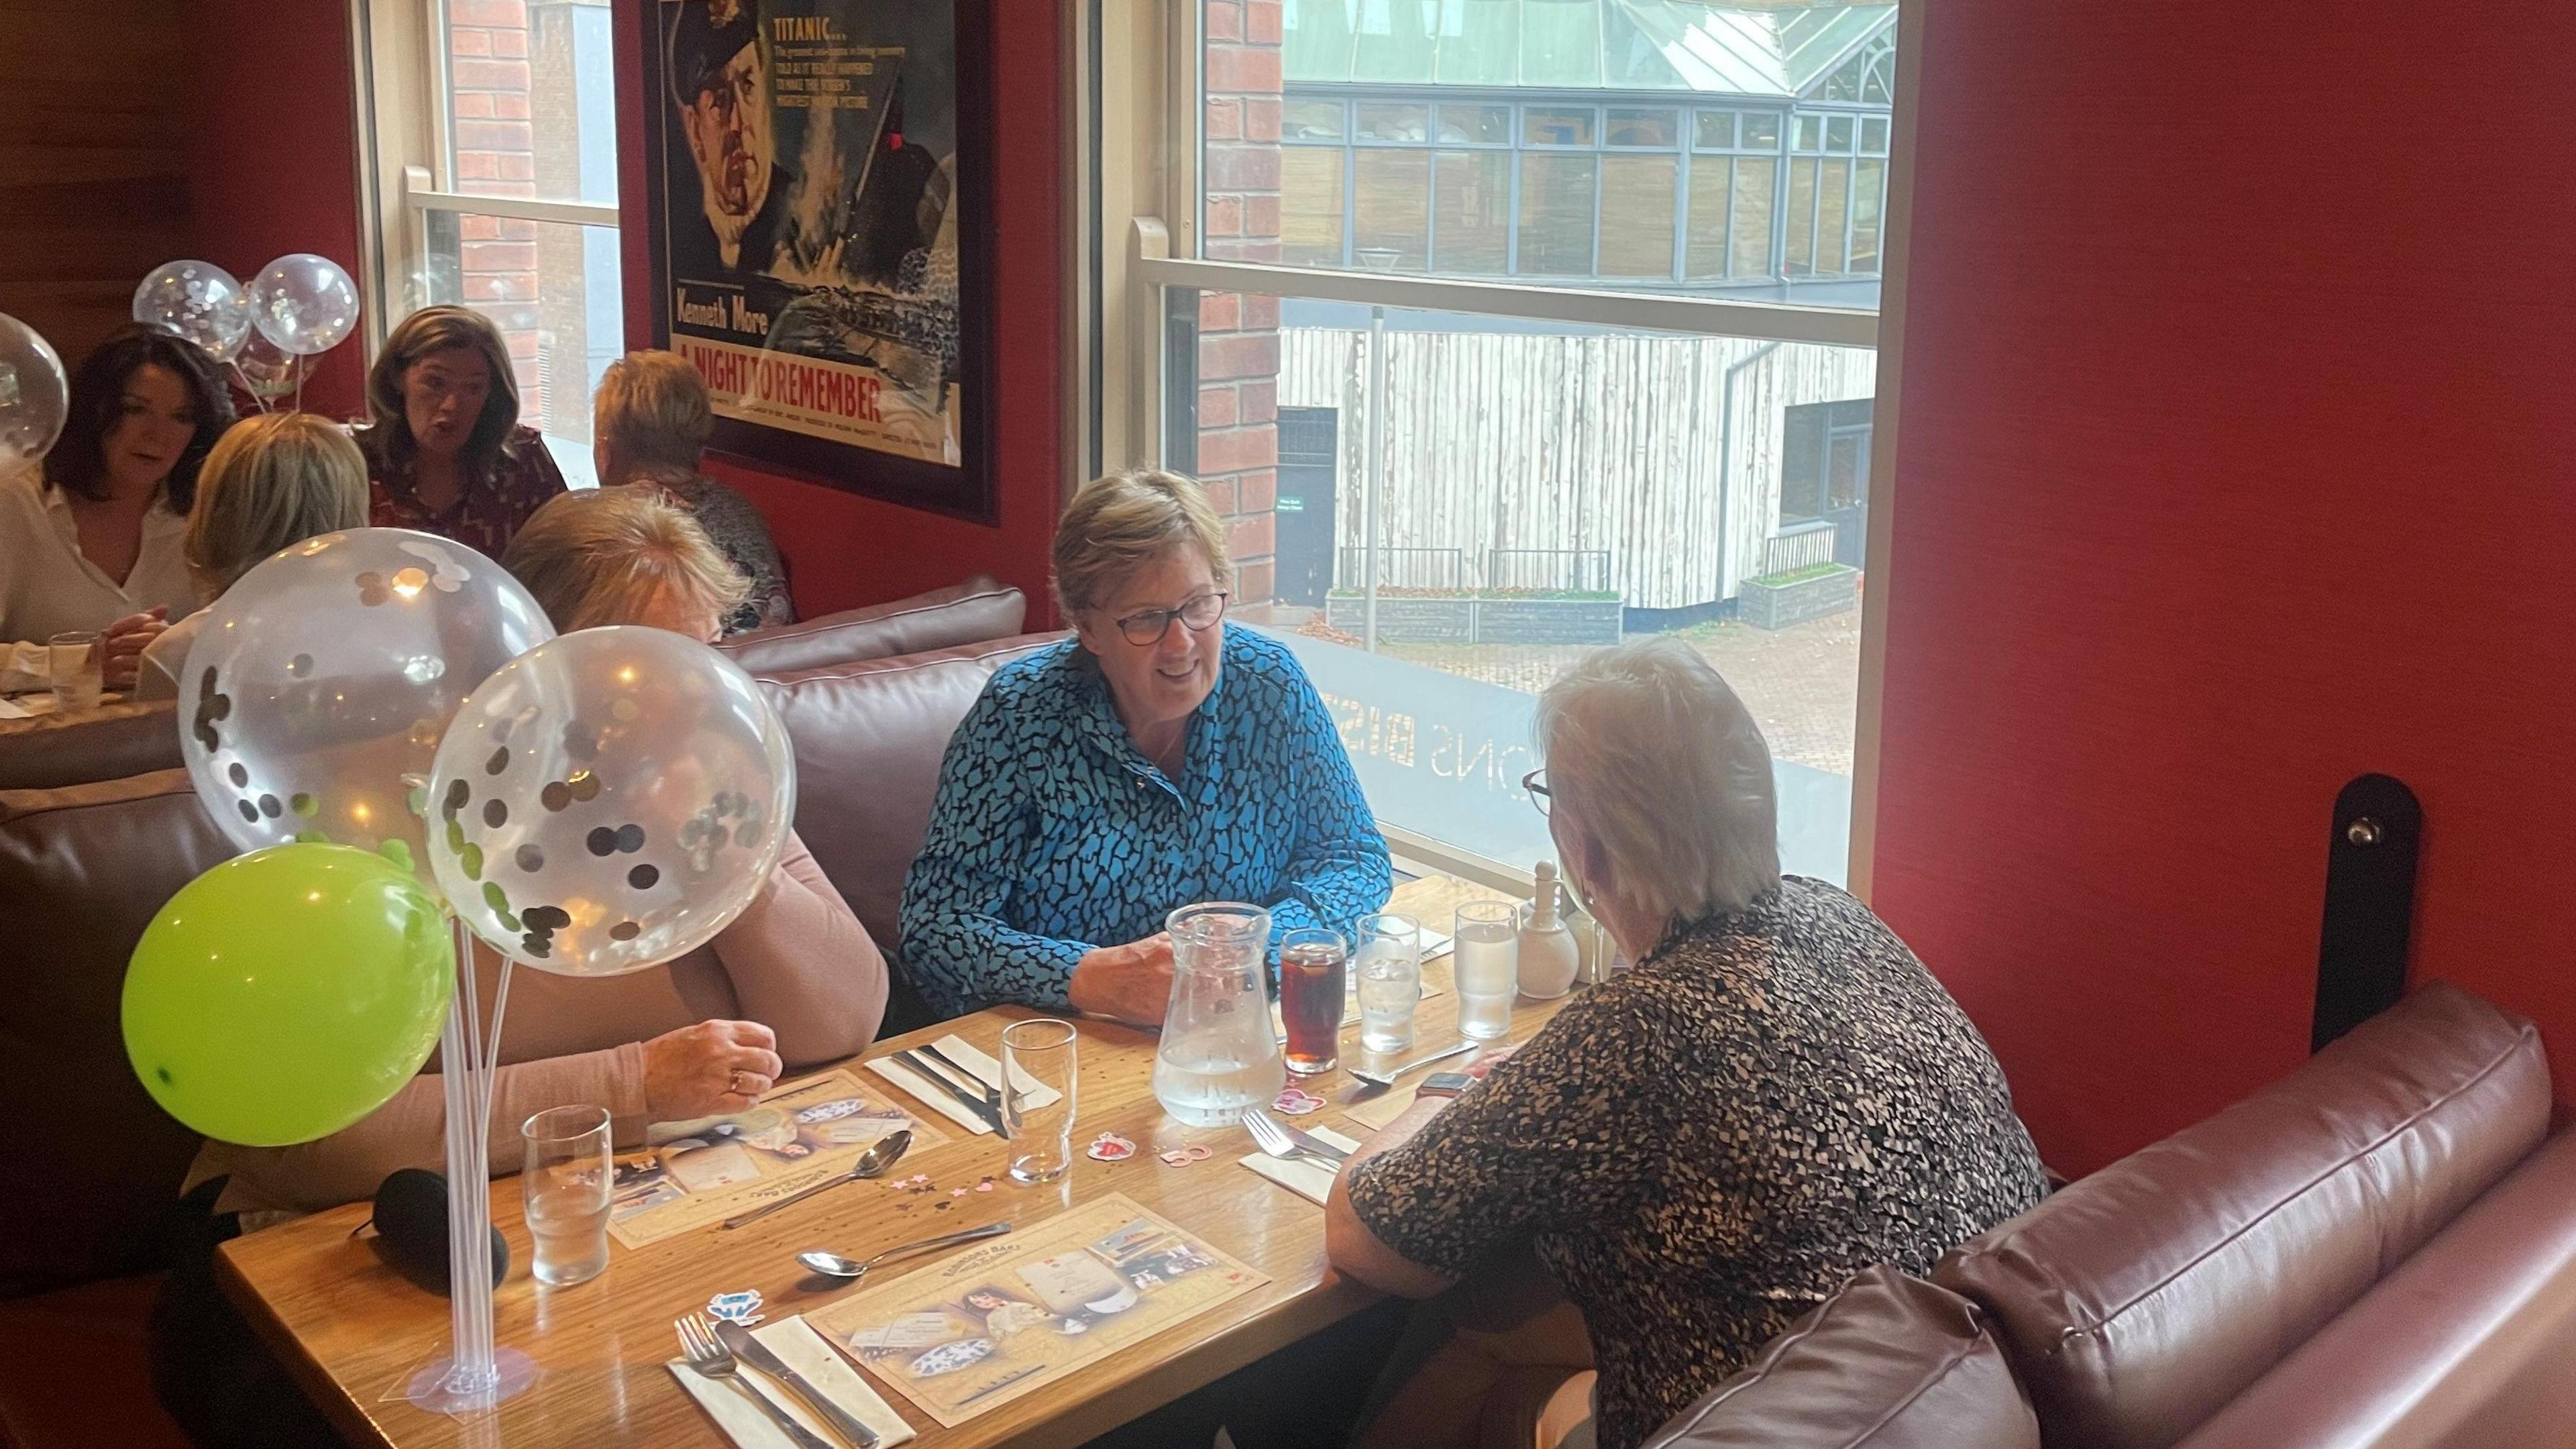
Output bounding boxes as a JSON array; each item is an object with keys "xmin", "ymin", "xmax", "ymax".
[{"xmin": 404, "ymin": 916, "xmax": 535, "ymax": 1415}]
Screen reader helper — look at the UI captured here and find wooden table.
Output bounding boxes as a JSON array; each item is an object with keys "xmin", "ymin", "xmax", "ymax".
[{"xmin": 219, "ymin": 875, "xmax": 1570, "ymax": 1448}]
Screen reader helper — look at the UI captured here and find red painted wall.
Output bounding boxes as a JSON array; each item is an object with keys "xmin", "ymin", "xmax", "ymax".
[
  {"xmin": 609, "ymin": 7, "xmax": 1063, "ymax": 623},
  {"xmin": 1874, "ymin": 3, "xmax": 2576, "ymax": 1176},
  {"xmin": 183, "ymin": 0, "xmax": 368, "ymax": 418}
]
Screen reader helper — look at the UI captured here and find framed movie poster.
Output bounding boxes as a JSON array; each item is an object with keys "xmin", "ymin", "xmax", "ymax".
[{"xmin": 643, "ymin": 0, "xmax": 996, "ymax": 520}]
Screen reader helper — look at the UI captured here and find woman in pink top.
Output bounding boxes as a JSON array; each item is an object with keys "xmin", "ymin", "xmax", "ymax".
[{"xmin": 153, "ymin": 487, "xmax": 883, "ymax": 1447}]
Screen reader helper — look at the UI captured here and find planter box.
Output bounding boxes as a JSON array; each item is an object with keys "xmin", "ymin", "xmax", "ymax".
[
  {"xmin": 1738, "ymin": 564, "xmax": 1858, "ymax": 630},
  {"xmin": 1325, "ymin": 595, "xmax": 1624, "ymax": 646},
  {"xmin": 1324, "ymin": 596, "xmax": 1472, "ymax": 643},
  {"xmin": 1475, "ymin": 598, "xmax": 1623, "ymax": 645}
]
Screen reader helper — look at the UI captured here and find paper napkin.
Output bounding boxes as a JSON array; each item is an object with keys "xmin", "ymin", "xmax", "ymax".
[
  {"xmin": 668, "ymin": 1313, "xmax": 914, "ymax": 1448},
  {"xmin": 1240, "ymin": 1126, "xmax": 1363, "ymax": 1205},
  {"xmin": 925, "ymin": 1033, "xmax": 1064, "ymax": 1110},
  {"xmin": 860, "ymin": 1057, "xmax": 994, "ymax": 1136}
]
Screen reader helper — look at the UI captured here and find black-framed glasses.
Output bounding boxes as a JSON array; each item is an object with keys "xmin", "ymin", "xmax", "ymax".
[
  {"xmin": 1112, "ymin": 591, "xmax": 1229, "ymax": 646},
  {"xmin": 1522, "ymin": 767, "xmax": 1551, "ymax": 816}
]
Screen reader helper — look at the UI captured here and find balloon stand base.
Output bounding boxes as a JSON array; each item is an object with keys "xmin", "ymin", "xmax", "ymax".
[{"xmin": 403, "ymin": 1348, "xmax": 537, "ymax": 1417}]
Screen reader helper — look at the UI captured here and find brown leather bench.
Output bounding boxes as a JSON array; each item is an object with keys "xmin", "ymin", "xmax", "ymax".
[{"xmin": 1641, "ymin": 983, "xmax": 2576, "ymax": 1449}]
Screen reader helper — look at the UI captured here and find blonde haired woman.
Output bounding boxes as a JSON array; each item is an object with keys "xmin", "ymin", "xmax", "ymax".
[
  {"xmin": 592, "ymin": 349, "xmax": 792, "ymax": 636},
  {"xmin": 360, "ymin": 305, "xmax": 566, "ymax": 556},
  {"xmin": 132, "ymin": 413, "xmax": 370, "ymax": 701},
  {"xmin": 155, "ymin": 490, "xmax": 883, "ymax": 1449},
  {"xmin": 502, "ymin": 480, "xmax": 747, "ymax": 640},
  {"xmin": 899, "ymin": 468, "xmax": 1391, "ymax": 1022}
]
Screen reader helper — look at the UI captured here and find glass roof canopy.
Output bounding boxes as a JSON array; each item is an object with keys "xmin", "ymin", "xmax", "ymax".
[{"xmin": 1283, "ymin": 1, "xmax": 1897, "ymax": 97}]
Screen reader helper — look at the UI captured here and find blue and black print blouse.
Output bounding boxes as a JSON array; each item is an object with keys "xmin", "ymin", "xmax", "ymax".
[{"xmin": 898, "ymin": 625, "xmax": 1393, "ymax": 1018}]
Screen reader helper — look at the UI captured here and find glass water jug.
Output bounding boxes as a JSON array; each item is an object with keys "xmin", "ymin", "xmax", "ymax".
[{"xmin": 1152, "ymin": 902, "xmax": 1284, "ymax": 1127}]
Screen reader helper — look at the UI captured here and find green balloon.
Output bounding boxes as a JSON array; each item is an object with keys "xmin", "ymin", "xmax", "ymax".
[{"xmin": 124, "ymin": 843, "xmax": 454, "ymax": 1148}]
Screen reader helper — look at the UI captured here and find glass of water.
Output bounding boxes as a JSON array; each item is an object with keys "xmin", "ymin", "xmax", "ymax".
[
  {"xmin": 521, "ymin": 1104, "xmax": 612, "ymax": 1287},
  {"xmin": 1002, "ymin": 1018, "xmax": 1079, "ymax": 1184},
  {"xmin": 47, "ymin": 631, "xmax": 101, "ymax": 713},
  {"xmin": 1453, "ymin": 901, "xmax": 1520, "ymax": 1042},
  {"xmin": 1353, "ymin": 913, "xmax": 1421, "ymax": 1053}
]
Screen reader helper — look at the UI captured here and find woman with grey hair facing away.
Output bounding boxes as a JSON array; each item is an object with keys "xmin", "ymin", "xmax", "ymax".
[{"xmin": 1326, "ymin": 637, "xmax": 2047, "ymax": 1449}]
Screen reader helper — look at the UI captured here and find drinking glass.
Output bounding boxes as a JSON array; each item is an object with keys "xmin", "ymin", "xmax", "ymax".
[
  {"xmin": 521, "ymin": 1105, "xmax": 611, "ymax": 1287},
  {"xmin": 47, "ymin": 631, "xmax": 101, "ymax": 713},
  {"xmin": 1353, "ymin": 913, "xmax": 1421, "ymax": 1053},
  {"xmin": 1002, "ymin": 1018, "xmax": 1079, "ymax": 1185},
  {"xmin": 1453, "ymin": 901, "xmax": 1519, "ymax": 1042},
  {"xmin": 1278, "ymin": 927, "xmax": 1348, "ymax": 1075}
]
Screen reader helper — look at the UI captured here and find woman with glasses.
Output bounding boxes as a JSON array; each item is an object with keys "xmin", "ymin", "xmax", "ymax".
[
  {"xmin": 900, "ymin": 468, "xmax": 1391, "ymax": 1023},
  {"xmin": 1324, "ymin": 639, "xmax": 2045, "ymax": 1449}
]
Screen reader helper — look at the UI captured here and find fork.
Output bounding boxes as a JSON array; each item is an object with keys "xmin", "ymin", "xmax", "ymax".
[
  {"xmin": 675, "ymin": 1313, "xmax": 837, "ymax": 1449},
  {"xmin": 1242, "ymin": 1107, "xmax": 1348, "ymax": 1167}
]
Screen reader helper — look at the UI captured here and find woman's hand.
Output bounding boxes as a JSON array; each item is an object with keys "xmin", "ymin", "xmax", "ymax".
[
  {"xmin": 99, "ymin": 608, "xmax": 166, "ymax": 690},
  {"xmin": 641, "ymin": 1019, "xmax": 784, "ymax": 1119},
  {"xmin": 1069, "ymin": 934, "xmax": 1176, "ymax": 1027}
]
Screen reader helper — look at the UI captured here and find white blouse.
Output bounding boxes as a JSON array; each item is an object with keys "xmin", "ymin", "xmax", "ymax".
[{"xmin": 0, "ymin": 457, "xmax": 200, "ymax": 693}]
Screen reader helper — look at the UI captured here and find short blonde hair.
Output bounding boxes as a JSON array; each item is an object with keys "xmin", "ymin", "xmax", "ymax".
[
  {"xmin": 1051, "ymin": 469, "xmax": 1236, "ymax": 617},
  {"xmin": 1535, "ymin": 637, "xmax": 1781, "ymax": 930},
  {"xmin": 594, "ymin": 350, "xmax": 713, "ymax": 486},
  {"xmin": 502, "ymin": 486, "xmax": 749, "ymax": 633},
  {"xmin": 184, "ymin": 414, "xmax": 370, "ymax": 595}
]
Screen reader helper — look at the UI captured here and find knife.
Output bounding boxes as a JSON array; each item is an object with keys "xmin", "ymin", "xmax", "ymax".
[
  {"xmin": 918, "ymin": 1041, "xmax": 1012, "ymax": 1120},
  {"xmin": 1275, "ymin": 1119, "xmax": 1352, "ymax": 1165},
  {"xmin": 713, "ymin": 1318, "xmax": 881, "ymax": 1448},
  {"xmin": 896, "ymin": 1049, "xmax": 1010, "ymax": 1137}
]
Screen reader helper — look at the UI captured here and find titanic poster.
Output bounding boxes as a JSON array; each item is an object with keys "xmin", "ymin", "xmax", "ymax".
[{"xmin": 646, "ymin": 0, "xmax": 993, "ymax": 517}]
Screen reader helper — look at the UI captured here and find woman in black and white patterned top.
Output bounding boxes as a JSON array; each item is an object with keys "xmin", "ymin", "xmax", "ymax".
[{"xmin": 1327, "ymin": 639, "xmax": 2047, "ymax": 1449}]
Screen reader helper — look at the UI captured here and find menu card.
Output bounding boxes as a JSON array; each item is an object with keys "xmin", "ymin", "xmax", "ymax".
[{"xmin": 807, "ymin": 1195, "xmax": 1268, "ymax": 1428}]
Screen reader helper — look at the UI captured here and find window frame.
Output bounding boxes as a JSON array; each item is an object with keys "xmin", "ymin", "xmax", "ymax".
[
  {"xmin": 1073, "ymin": 1, "xmax": 1923, "ymax": 895},
  {"xmin": 352, "ymin": 0, "xmax": 621, "ymax": 427}
]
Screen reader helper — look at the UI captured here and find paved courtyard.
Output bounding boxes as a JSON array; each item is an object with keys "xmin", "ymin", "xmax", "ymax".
[{"xmin": 1277, "ymin": 605, "xmax": 1862, "ymax": 776}]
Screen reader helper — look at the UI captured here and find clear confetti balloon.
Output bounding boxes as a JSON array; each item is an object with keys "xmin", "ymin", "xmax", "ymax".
[
  {"xmin": 0, "ymin": 313, "xmax": 68, "ymax": 463},
  {"xmin": 248, "ymin": 252, "xmax": 361, "ymax": 357},
  {"xmin": 132, "ymin": 261, "xmax": 254, "ymax": 361},
  {"xmin": 179, "ymin": 529, "xmax": 555, "ymax": 894},
  {"xmin": 233, "ymin": 329, "xmax": 311, "ymax": 402},
  {"xmin": 425, "ymin": 627, "xmax": 796, "ymax": 977}
]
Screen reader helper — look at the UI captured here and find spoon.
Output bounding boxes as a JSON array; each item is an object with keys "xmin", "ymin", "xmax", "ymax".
[
  {"xmin": 720, "ymin": 1130, "xmax": 913, "ymax": 1230},
  {"xmin": 1346, "ymin": 1040, "xmax": 1477, "ymax": 1092},
  {"xmin": 798, "ymin": 1221, "xmax": 1015, "ymax": 1282}
]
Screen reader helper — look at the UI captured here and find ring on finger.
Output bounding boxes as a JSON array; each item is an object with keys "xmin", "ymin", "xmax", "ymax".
[{"xmin": 730, "ymin": 1069, "xmax": 758, "ymax": 1096}]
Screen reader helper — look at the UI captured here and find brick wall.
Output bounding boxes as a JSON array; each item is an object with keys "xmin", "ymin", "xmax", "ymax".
[
  {"xmin": 446, "ymin": 0, "xmax": 606, "ymax": 447},
  {"xmin": 1198, "ymin": 0, "xmax": 1283, "ymax": 603},
  {"xmin": 447, "ymin": 0, "xmax": 546, "ymax": 423}
]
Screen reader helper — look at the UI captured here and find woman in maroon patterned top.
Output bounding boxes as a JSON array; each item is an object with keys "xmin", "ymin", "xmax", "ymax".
[{"xmin": 358, "ymin": 306, "xmax": 566, "ymax": 557}]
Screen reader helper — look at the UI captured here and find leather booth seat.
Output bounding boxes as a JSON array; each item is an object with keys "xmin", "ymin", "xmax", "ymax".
[
  {"xmin": 0, "ymin": 700, "xmax": 182, "ymax": 792},
  {"xmin": 1642, "ymin": 1267, "xmax": 2038, "ymax": 1448},
  {"xmin": 0, "ymin": 770, "xmax": 232, "ymax": 1301},
  {"xmin": 719, "ymin": 576, "xmax": 1024, "ymax": 677},
  {"xmin": 1644, "ymin": 983, "xmax": 2576, "ymax": 1449},
  {"xmin": 0, "ymin": 580, "xmax": 1028, "ymax": 796},
  {"xmin": 761, "ymin": 632, "xmax": 1065, "ymax": 1034}
]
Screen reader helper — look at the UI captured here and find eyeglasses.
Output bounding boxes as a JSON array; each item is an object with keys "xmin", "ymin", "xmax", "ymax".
[
  {"xmin": 1111, "ymin": 592, "xmax": 1229, "ymax": 647},
  {"xmin": 1522, "ymin": 768, "xmax": 1551, "ymax": 816}
]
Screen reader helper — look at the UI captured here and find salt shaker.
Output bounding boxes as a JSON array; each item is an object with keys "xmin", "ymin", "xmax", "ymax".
[{"xmin": 1517, "ymin": 862, "xmax": 1581, "ymax": 1000}]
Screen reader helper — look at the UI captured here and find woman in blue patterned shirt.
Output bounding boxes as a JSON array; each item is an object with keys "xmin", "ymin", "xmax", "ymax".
[{"xmin": 899, "ymin": 470, "xmax": 1393, "ymax": 1022}]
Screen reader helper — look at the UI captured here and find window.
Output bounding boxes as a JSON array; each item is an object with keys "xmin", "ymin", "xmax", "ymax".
[
  {"xmin": 355, "ymin": 0, "xmax": 625, "ymax": 486},
  {"xmin": 1278, "ymin": 83, "xmax": 1890, "ymax": 295},
  {"xmin": 1100, "ymin": 1, "xmax": 1902, "ymax": 888}
]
